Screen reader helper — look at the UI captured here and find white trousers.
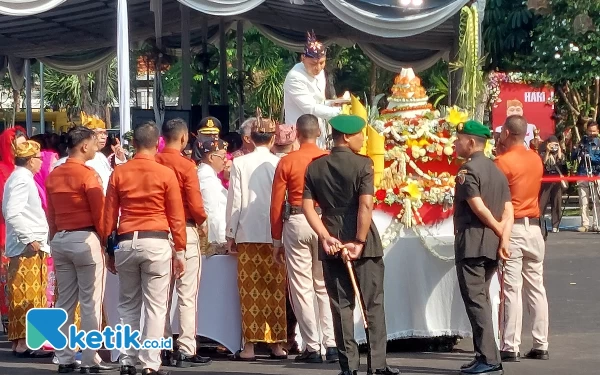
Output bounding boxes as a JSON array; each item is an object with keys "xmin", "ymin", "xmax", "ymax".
[
  {"xmin": 577, "ymin": 180, "xmax": 599, "ymax": 228},
  {"xmin": 283, "ymin": 214, "xmax": 335, "ymax": 352},
  {"xmin": 116, "ymin": 234, "xmax": 172, "ymax": 371},
  {"xmin": 501, "ymin": 220, "xmax": 549, "ymax": 352},
  {"xmin": 164, "ymin": 226, "xmax": 201, "ymax": 356},
  {"xmin": 52, "ymin": 231, "xmax": 105, "ymax": 367}
]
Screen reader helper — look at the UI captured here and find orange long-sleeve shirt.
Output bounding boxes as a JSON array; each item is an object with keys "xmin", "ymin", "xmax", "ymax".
[
  {"xmin": 270, "ymin": 143, "xmax": 328, "ymax": 243},
  {"xmin": 45, "ymin": 158, "xmax": 105, "ymax": 240},
  {"xmin": 104, "ymin": 153, "xmax": 187, "ymax": 251},
  {"xmin": 495, "ymin": 145, "xmax": 543, "ymax": 219},
  {"xmin": 155, "ymin": 147, "xmax": 207, "ymax": 226}
]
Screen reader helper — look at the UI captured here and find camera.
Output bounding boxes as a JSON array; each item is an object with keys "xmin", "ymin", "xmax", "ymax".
[{"xmin": 549, "ymin": 144, "xmax": 559, "ymax": 153}]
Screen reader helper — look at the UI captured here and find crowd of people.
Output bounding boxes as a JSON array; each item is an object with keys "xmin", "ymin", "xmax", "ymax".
[{"xmin": 0, "ymin": 29, "xmax": 594, "ymax": 375}]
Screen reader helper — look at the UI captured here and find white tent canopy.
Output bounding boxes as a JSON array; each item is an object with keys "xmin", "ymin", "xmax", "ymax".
[{"xmin": 0, "ymin": 0, "xmax": 474, "ymax": 134}]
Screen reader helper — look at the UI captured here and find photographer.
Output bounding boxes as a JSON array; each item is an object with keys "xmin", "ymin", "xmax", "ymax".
[
  {"xmin": 539, "ymin": 136, "xmax": 567, "ymax": 233},
  {"xmin": 571, "ymin": 122, "xmax": 600, "ymax": 232}
]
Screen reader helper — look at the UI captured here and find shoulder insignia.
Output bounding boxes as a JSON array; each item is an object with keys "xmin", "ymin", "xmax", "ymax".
[
  {"xmin": 456, "ymin": 169, "xmax": 467, "ymax": 185},
  {"xmin": 94, "ymin": 172, "xmax": 103, "ymax": 186}
]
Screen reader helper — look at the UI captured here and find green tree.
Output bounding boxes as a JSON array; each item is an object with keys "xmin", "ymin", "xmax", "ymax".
[
  {"xmin": 526, "ymin": 0, "xmax": 600, "ymax": 135},
  {"xmin": 483, "ymin": 0, "xmax": 537, "ymax": 71}
]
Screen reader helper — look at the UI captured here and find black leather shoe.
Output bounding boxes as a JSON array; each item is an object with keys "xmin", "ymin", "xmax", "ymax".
[
  {"xmin": 325, "ymin": 347, "xmax": 339, "ymax": 363},
  {"xmin": 524, "ymin": 348, "xmax": 549, "ymax": 360},
  {"xmin": 294, "ymin": 349, "xmax": 323, "ymax": 363},
  {"xmin": 461, "ymin": 358, "xmax": 478, "ymax": 369},
  {"xmin": 368, "ymin": 366, "xmax": 401, "ymax": 375},
  {"xmin": 174, "ymin": 351, "xmax": 212, "ymax": 367},
  {"xmin": 160, "ymin": 350, "xmax": 172, "ymax": 367},
  {"xmin": 80, "ymin": 362, "xmax": 118, "ymax": 373},
  {"xmin": 141, "ymin": 369, "xmax": 170, "ymax": 375},
  {"xmin": 500, "ymin": 351, "xmax": 520, "ymax": 362},
  {"xmin": 119, "ymin": 365, "xmax": 137, "ymax": 375},
  {"xmin": 460, "ymin": 362, "xmax": 503, "ymax": 374},
  {"xmin": 58, "ymin": 363, "xmax": 81, "ymax": 373}
]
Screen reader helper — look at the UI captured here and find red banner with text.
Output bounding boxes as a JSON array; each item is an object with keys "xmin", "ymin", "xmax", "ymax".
[{"xmin": 491, "ymin": 82, "xmax": 555, "ymax": 141}]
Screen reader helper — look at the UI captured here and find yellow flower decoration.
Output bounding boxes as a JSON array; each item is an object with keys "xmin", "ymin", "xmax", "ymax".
[
  {"xmin": 446, "ymin": 106, "xmax": 469, "ymax": 126},
  {"xmin": 484, "ymin": 139, "xmax": 494, "ymax": 158},
  {"xmin": 403, "ymin": 181, "xmax": 422, "ymax": 200}
]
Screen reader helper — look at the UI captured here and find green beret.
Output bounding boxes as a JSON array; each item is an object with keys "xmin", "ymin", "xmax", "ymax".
[
  {"xmin": 329, "ymin": 114, "xmax": 366, "ymax": 135},
  {"xmin": 457, "ymin": 120, "xmax": 491, "ymax": 139}
]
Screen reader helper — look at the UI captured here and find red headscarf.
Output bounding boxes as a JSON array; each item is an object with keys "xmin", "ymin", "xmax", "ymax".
[{"xmin": 0, "ymin": 126, "xmax": 26, "ymax": 247}]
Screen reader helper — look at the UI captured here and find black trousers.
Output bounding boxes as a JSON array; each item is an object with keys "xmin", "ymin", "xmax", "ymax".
[
  {"xmin": 323, "ymin": 257, "xmax": 387, "ymax": 372},
  {"xmin": 539, "ymin": 182, "xmax": 562, "ymax": 229},
  {"xmin": 456, "ymin": 257, "xmax": 500, "ymax": 365}
]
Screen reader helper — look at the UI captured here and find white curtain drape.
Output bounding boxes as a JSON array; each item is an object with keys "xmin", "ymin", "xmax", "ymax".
[
  {"xmin": 117, "ymin": 0, "xmax": 131, "ymax": 136},
  {"xmin": 39, "ymin": 48, "xmax": 115, "ymax": 75},
  {"xmin": 320, "ymin": 0, "xmax": 469, "ymax": 38},
  {"xmin": 253, "ymin": 24, "xmax": 342, "ymax": 53},
  {"xmin": 8, "ymin": 57, "xmax": 25, "ymax": 91},
  {"xmin": 0, "ymin": 0, "xmax": 66, "ymax": 16},
  {"xmin": 358, "ymin": 43, "xmax": 448, "ymax": 73},
  {"xmin": 177, "ymin": 0, "xmax": 265, "ymax": 16}
]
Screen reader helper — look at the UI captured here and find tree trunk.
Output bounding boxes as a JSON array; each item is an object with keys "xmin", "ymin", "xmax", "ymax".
[
  {"xmin": 78, "ymin": 74, "xmax": 93, "ymax": 116},
  {"xmin": 475, "ymin": 72, "xmax": 491, "ymax": 123},
  {"xmin": 369, "ymin": 61, "xmax": 377, "ymax": 104},
  {"xmin": 94, "ymin": 65, "xmax": 110, "ymax": 125}
]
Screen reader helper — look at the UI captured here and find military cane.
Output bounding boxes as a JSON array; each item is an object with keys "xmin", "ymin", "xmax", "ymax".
[{"xmin": 341, "ymin": 248, "xmax": 372, "ymax": 372}]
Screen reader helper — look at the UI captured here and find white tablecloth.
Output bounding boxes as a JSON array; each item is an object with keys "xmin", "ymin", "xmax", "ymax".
[
  {"xmin": 350, "ymin": 212, "xmax": 500, "ymax": 345},
  {"xmin": 105, "ymin": 213, "xmax": 500, "ymax": 361},
  {"xmin": 105, "ymin": 255, "xmax": 242, "ymax": 362}
]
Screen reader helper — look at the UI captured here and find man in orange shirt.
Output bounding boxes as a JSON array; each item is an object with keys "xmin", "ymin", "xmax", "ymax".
[
  {"xmin": 104, "ymin": 122, "xmax": 186, "ymax": 375},
  {"xmin": 270, "ymin": 114, "xmax": 337, "ymax": 363},
  {"xmin": 155, "ymin": 118, "xmax": 211, "ymax": 368},
  {"xmin": 495, "ymin": 115, "xmax": 549, "ymax": 362},
  {"xmin": 46, "ymin": 126, "xmax": 115, "ymax": 374}
]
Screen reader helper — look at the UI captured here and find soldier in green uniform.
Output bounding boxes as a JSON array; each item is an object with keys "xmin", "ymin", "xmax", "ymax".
[
  {"xmin": 453, "ymin": 120, "xmax": 513, "ymax": 375},
  {"xmin": 302, "ymin": 114, "xmax": 399, "ymax": 375}
]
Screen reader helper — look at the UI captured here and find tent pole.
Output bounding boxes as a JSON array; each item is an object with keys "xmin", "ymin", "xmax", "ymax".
[
  {"xmin": 25, "ymin": 59, "xmax": 32, "ymax": 136},
  {"xmin": 117, "ymin": 0, "xmax": 131, "ymax": 137},
  {"xmin": 39, "ymin": 62, "xmax": 45, "ymax": 134},
  {"xmin": 236, "ymin": 21, "xmax": 244, "ymax": 128},
  {"xmin": 201, "ymin": 16, "xmax": 209, "ymax": 118},
  {"xmin": 180, "ymin": 4, "xmax": 191, "ymax": 111}
]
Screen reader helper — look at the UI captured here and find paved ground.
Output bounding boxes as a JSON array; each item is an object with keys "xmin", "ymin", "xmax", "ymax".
[{"xmin": 0, "ymin": 230, "xmax": 598, "ymax": 374}]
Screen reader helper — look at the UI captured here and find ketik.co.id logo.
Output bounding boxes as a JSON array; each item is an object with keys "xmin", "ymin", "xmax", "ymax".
[{"xmin": 26, "ymin": 308, "xmax": 172, "ymax": 350}]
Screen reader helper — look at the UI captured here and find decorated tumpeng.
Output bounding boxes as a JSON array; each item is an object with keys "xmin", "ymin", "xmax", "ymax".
[{"xmin": 344, "ymin": 68, "xmax": 477, "ymax": 246}]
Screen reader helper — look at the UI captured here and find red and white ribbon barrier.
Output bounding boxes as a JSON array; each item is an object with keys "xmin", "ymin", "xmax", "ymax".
[{"xmin": 541, "ymin": 175, "xmax": 600, "ymax": 183}]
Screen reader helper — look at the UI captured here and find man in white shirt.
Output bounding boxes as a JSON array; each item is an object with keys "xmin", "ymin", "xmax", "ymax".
[
  {"xmin": 226, "ymin": 115, "xmax": 287, "ymax": 361},
  {"xmin": 493, "ymin": 99, "xmax": 537, "ymax": 148},
  {"xmin": 197, "ymin": 139, "xmax": 229, "ymax": 249},
  {"xmin": 2, "ymin": 140, "xmax": 51, "ymax": 356},
  {"xmin": 54, "ymin": 118, "xmax": 126, "ymax": 191},
  {"xmin": 283, "ymin": 31, "xmax": 341, "ymax": 149}
]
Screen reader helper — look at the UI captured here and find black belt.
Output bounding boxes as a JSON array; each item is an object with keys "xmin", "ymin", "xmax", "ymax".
[
  {"xmin": 321, "ymin": 206, "xmax": 359, "ymax": 216},
  {"xmin": 64, "ymin": 226, "xmax": 96, "ymax": 233},
  {"xmin": 117, "ymin": 231, "xmax": 169, "ymax": 242},
  {"xmin": 514, "ymin": 217, "xmax": 540, "ymax": 226},
  {"xmin": 290, "ymin": 206, "xmax": 321, "ymax": 215}
]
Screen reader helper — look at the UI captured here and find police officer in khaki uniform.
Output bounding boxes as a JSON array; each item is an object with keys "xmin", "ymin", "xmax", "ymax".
[
  {"xmin": 453, "ymin": 120, "xmax": 512, "ymax": 375},
  {"xmin": 302, "ymin": 114, "xmax": 399, "ymax": 375}
]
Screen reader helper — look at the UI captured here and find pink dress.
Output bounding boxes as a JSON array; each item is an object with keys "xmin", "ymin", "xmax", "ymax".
[{"xmin": 34, "ymin": 150, "xmax": 58, "ymax": 308}]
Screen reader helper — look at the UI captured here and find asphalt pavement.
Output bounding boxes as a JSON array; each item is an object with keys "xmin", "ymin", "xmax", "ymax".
[{"xmin": 0, "ymin": 230, "xmax": 597, "ymax": 374}]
